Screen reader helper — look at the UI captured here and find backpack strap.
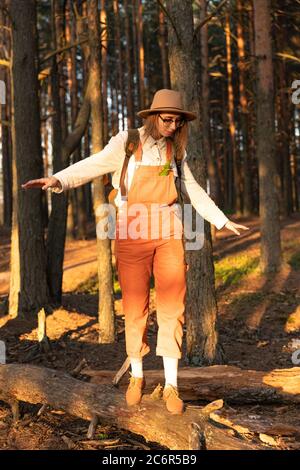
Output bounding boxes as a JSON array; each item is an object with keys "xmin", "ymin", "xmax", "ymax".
[
  {"xmin": 119, "ymin": 129, "xmax": 141, "ymax": 199},
  {"xmin": 174, "ymin": 151, "xmax": 183, "ymax": 206}
]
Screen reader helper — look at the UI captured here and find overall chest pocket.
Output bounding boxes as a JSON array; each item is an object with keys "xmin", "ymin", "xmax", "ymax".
[{"xmin": 129, "ymin": 168, "xmax": 177, "ymax": 205}]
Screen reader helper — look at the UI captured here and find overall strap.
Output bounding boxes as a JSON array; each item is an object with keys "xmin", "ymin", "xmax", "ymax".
[
  {"xmin": 166, "ymin": 139, "xmax": 173, "ymax": 162},
  {"xmin": 132, "ymin": 140, "xmax": 143, "ymax": 162},
  {"xmin": 120, "ymin": 129, "xmax": 140, "ymax": 198},
  {"xmin": 174, "ymin": 150, "xmax": 183, "ymax": 206}
]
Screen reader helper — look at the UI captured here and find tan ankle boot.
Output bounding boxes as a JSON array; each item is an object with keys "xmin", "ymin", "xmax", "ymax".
[
  {"xmin": 125, "ymin": 376, "xmax": 145, "ymax": 406},
  {"xmin": 163, "ymin": 385, "xmax": 184, "ymax": 415}
]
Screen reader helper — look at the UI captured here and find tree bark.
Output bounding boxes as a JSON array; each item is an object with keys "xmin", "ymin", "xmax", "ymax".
[
  {"xmin": 199, "ymin": 0, "xmax": 220, "ymax": 244},
  {"xmin": 291, "ymin": 114, "xmax": 299, "ymax": 212},
  {"xmin": 167, "ymin": 0, "xmax": 223, "ymax": 365},
  {"xmin": 131, "ymin": 0, "xmax": 139, "ymax": 124},
  {"xmin": 113, "ymin": 0, "xmax": 125, "ymax": 130},
  {"xmin": 236, "ymin": 0, "xmax": 252, "ymax": 216},
  {"xmin": 253, "ymin": 0, "xmax": 282, "ymax": 273},
  {"xmin": 0, "ymin": 6, "xmax": 12, "ymax": 228},
  {"xmin": 0, "ymin": 364, "xmax": 263, "ymax": 450},
  {"xmin": 100, "ymin": 0, "xmax": 109, "ymax": 144},
  {"xmin": 225, "ymin": 12, "xmax": 242, "ymax": 214},
  {"xmin": 88, "ymin": 0, "xmax": 115, "ymax": 344},
  {"xmin": 136, "ymin": 0, "xmax": 145, "ymax": 110},
  {"xmin": 275, "ymin": 19, "xmax": 293, "ymax": 218},
  {"xmin": 158, "ymin": 7, "xmax": 170, "ymax": 89},
  {"xmin": 124, "ymin": 0, "xmax": 135, "ymax": 128},
  {"xmin": 85, "ymin": 365, "xmax": 300, "ymax": 404},
  {"xmin": 0, "ymin": 70, "xmax": 12, "ymax": 228},
  {"xmin": 46, "ymin": 0, "xmax": 68, "ymax": 305},
  {"xmin": 66, "ymin": 0, "xmax": 80, "ymax": 239},
  {"xmin": 9, "ymin": 0, "xmax": 49, "ymax": 317}
]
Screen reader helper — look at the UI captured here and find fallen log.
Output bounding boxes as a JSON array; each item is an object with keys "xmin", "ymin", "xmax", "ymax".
[
  {"xmin": 0, "ymin": 363, "xmax": 263, "ymax": 450},
  {"xmin": 82, "ymin": 365, "xmax": 300, "ymax": 404}
]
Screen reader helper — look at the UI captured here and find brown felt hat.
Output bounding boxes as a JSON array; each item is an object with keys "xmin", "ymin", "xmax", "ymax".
[{"xmin": 137, "ymin": 89, "xmax": 197, "ymax": 121}]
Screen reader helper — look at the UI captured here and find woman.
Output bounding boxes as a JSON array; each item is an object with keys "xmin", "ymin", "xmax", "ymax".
[{"xmin": 22, "ymin": 89, "xmax": 249, "ymax": 415}]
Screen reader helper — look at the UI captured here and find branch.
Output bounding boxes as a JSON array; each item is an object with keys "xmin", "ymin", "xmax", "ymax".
[
  {"xmin": 0, "ymin": 120, "xmax": 11, "ymax": 127},
  {"xmin": 194, "ymin": 0, "xmax": 229, "ymax": 38},
  {"xmin": 40, "ymin": 112, "xmax": 56, "ymax": 122},
  {"xmin": 276, "ymin": 52, "xmax": 300, "ymax": 64},
  {"xmin": 61, "ymin": 74, "xmax": 93, "ymax": 163},
  {"xmin": 156, "ymin": 0, "xmax": 182, "ymax": 46},
  {"xmin": 40, "ymin": 36, "xmax": 110, "ymax": 66},
  {"xmin": 0, "ymin": 59, "xmax": 10, "ymax": 68},
  {"xmin": 40, "ymin": 38, "xmax": 89, "ymax": 65}
]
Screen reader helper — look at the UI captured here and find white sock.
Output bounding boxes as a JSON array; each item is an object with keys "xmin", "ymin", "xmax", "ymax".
[
  {"xmin": 163, "ymin": 356, "xmax": 178, "ymax": 388},
  {"xmin": 130, "ymin": 357, "xmax": 143, "ymax": 378}
]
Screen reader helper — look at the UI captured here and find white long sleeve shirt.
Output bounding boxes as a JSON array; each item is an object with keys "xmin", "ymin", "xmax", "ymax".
[{"xmin": 52, "ymin": 126, "xmax": 229, "ymax": 230}]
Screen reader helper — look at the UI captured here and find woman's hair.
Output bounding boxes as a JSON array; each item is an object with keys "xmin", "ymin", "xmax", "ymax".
[{"xmin": 142, "ymin": 113, "xmax": 188, "ymax": 161}]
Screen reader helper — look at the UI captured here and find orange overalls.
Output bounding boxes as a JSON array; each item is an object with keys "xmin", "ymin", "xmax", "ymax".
[{"xmin": 115, "ymin": 139, "xmax": 187, "ymax": 359}]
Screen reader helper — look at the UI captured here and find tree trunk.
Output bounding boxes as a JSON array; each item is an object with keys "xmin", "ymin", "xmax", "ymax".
[
  {"xmin": 124, "ymin": 0, "xmax": 135, "ymax": 128},
  {"xmin": 0, "ymin": 71, "xmax": 12, "ymax": 228},
  {"xmin": 0, "ymin": 364, "xmax": 263, "ymax": 450},
  {"xmin": 84, "ymin": 127, "xmax": 94, "ymax": 223},
  {"xmin": 253, "ymin": 0, "xmax": 282, "ymax": 273},
  {"xmin": 41, "ymin": 108, "xmax": 49, "ymax": 229},
  {"xmin": 291, "ymin": 114, "xmax": 299, "ymax": 212},
  {"xmin": 248, "ymin": 1, "xmax": 259, "ymax": 214},
  {"xmin": 113, "ymin": 0, "xmax": 125, "ymax": 130},
  {"xmin": 136, "ymin": 0, "xmax": 145, "ymax": 110},
  {"xmin": 129, "ymin": 0, "xmax": 142, "ymax": 123},
  {"xmin": 101, "ymin": 0, "xmax": 109, "ymax": 144},
  {"xmin": 111, "ymin": 86, "xmax": 119, "ymax": 134},
  {"xmin": 199, "ymin": 0, "xmax": 220, "ymax": 244},
  {"xmin": 77, "ymin": 0, "xmax": 94, "ymax": 232},
  {"xmin": 9, "ymin": 0, "xmax": 49, "ymax": 317},
  {"xmin": 278, "ymin": 63, "xmax": 293, "ymax": 217},
  {"xmin": 222, "ymin": 80, "xmax": 230, "ymax": 210},
  {"xmin": 66, "ymin": 0, "xmax": 80, "ymax": 239},
  {"xmin": 46, "ymin": 0, "xmax": 68, "ymax": 305},
  {"xmin": 236, "ymin": 0, "xmax": 252, "ymax": 216},
  {"xmin": 158, "ymin": 7, "xmax": 170, "ymax": 89},
  {"xmin": 167, "ymin": 0, "xmax": 223, "ymax": 365},
  {"xmin": 0, "ymin": 7, "xmax": 12, "ymax": 228},
  {"xmin": 88, "ymin": 0, "xmax": 115, "ymax": 344},
  {"xmin": 84, "ymin": 365, "xmax": 300, "ymax": 404},
  {"xmin": 225, "ymin": 12, "xmax": 242, "ymax": 214}
]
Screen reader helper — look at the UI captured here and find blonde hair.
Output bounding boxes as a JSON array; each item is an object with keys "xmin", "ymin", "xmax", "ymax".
[{"xmin": 142, "ymin": 113, "xmax": 188, "ymax": 161}]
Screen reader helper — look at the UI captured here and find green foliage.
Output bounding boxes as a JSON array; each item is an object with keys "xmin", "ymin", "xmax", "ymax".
[
  {"xmin": 74, "ymin": 273, "xmax": 121, "ymax": 295},
  {"xmin": 158, "ymin": 161, "xmax": 171, "ymax": 176},
  {"xmin": 288, "ymin": 251, "xmax": 300, "ymax": 271},
  {"xmin": 97, "ymin": 433, "xmax": 109, "ymax": 440},
  {"xmin": 281, "ymin": 240, "xmax": 300, "ymax": 270},
  {"xmin": 214, "ymin": 254, "xmax": 260, "ymax": 287},
  {"xmin": 228, "ymin": 291, "xmax": 264, "ymax": 308}
]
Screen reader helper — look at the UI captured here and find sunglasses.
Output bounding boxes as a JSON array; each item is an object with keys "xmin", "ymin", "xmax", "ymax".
[{"xmin": 158, "ymin": 115, "xmax": 186, "ymax": 128}]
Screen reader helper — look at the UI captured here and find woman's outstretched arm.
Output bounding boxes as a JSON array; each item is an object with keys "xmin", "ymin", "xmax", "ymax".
[
  {"xmin": 181, "ymin": 155, "xmax": 249, "ymax": 235},
  {"xmin": 22, "ymin": 131, "xmax": 127, "ymax": 192}
]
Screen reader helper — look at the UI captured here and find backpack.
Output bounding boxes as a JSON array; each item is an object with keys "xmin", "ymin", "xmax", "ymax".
[{"xmin": 106, "ymin": 129, "xmax": 183, "ymax": 208}]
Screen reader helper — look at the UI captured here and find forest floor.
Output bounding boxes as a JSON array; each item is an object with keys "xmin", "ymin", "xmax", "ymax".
[{"xmin": 0, "ymin": 212, "xmax": 300, "ymax": 450}]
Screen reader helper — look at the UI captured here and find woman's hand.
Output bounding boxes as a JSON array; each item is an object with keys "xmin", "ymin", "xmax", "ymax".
[
  {"xmin": 224, "ymin": 220, "xmax": 249, "ymax": 235},
  {"xmin": 21, "ymin": 176, "xmax": 61, "ymax": 191}
]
